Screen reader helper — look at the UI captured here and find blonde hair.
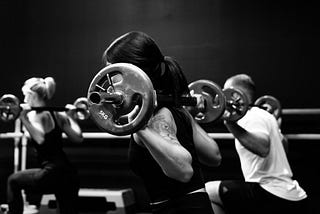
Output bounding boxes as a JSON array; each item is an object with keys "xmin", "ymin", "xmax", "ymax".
[{"xmin": 22, "ymin": 77, "xmax": 56, "ymax": 100}]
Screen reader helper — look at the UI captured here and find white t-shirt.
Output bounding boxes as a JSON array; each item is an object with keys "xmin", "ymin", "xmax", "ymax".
[{"xmin": 235, "ymin": 107, "xmax": 307, "ymax": 201}]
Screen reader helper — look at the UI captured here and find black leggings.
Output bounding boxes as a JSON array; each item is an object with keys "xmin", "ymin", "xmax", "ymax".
[
  {"xmin": 219, "ymin": 180, "xmax": 309, "ymax": 214},
  {"xmin": 7, "ymin": 165, "xmax": 79, "ymax": 214},
  {"xmin": 150, "ymin": 192, "xmax": 214, "ymax": 214}
]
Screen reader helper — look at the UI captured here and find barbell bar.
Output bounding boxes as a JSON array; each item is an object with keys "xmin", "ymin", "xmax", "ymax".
[
  {"xmin": 0, "ymin": 95, "xmax": 90, "ymax": 122},
  {"xmin": 87, "ymin": 63, "xmax": 249, "ymax": 135},
  {"xmin": 1, "ymin": 131, "xmax": 320, "ymax": 141}
]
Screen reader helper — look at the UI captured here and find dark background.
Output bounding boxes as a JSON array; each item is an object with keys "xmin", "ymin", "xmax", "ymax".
[{"xmin": 0, "ymin": 0, "xmax": 319, "ymax": 213}]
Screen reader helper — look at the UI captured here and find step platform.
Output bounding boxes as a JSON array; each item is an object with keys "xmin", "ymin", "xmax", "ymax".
[{"xmin": 39, "ymin": 188, "xmax": 136, "ymax": 214}]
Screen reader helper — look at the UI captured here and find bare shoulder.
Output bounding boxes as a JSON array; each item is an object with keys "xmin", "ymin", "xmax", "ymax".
[
  {"xmin": 53, "ymin": 111, "xmax": 64, "ymax": 120},
  {"xmin": 156, "ymin": 107, "xmax": 174, "ymax": 119},
  {"xmin": 53, "ymin": 111, "xmax": 68, "ymax": 126},
  {"xmin": 30, "ymin": 111, "xmax": 51, "ymax": 123},
  {"xmin": 29, "ymin": 111, "xmax": 54, "ymax": 132}
]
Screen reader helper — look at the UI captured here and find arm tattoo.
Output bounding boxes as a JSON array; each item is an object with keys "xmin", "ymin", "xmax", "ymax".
[{"xmin": 148, "ymin": 114, "xmax": 178, "ymax": 143}]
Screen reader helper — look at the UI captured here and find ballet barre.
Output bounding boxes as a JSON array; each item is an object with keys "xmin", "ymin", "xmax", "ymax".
[
  {"xmin": 1, "ymin": 107, "xmax": 320, "ymax": 141},
  {"xmin": 79, "ymin": 133, "xmax": 320, "ymax": 140},
  {"xmin": 0, "ymin": 132, "xmax": 23, "ymax": 139},
  {"xmin": 2, "ymin": 132, "xmax": 320, "ymax": 140},
  {"xmin": 282, "ymin": 108, "xmax": 320, "ymax": 115}
]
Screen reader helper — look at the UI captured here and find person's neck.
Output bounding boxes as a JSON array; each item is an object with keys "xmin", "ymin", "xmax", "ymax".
[{"xmin": 32, "ymin": 101, "xmax": 46, "ymax": 107}]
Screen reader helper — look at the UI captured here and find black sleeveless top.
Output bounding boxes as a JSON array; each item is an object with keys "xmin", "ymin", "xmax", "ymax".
[
  {"xmin": 30, "ymin": 111, "xmax": 71, "ymax": 169},
  {"xmin": 128, "ymin": 107, "xmax": 204, "ymax": 203}
]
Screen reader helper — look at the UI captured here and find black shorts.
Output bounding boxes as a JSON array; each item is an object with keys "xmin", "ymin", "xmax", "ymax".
[
  {"xmin": 219, "ymin": 180, "xmax": 309, "ymax": 214},
  {"xmin": 150, "ymin": 192, "xmax": 214, "ymax": 214}
]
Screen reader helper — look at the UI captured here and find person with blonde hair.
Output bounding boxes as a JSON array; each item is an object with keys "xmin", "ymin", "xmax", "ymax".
[{"xmin": 5, "ymin": 77, "xmax": 83, "ymax": 214}]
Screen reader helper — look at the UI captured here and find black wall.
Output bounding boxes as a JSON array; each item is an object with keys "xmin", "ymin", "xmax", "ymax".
[
  {"xmin": 0, "ymin": 0, "xmax": 319, "ymax": 107},
  {"xmin": 0, "ymin": 0, "xmax": 319, "ymax": 213}
]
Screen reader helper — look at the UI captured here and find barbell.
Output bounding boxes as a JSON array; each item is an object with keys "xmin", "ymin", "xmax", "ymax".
[
  {"xmin": 254, "ymin": 95, "xmax": 282, "ymax": 119},
  {"xmin": 0, "ymin": 95, "xmax": 90, "ymax": 122},
  {"xmin": 87, "ymin": 63, "xmax": 250, "ymax": 135},
  {"xmin": 187, "ymin": 80, "xmax": 249, "ymax": 123},
  {"xmin": 222, "ymin": 87, "xmax": 249, "ymax": 121}
]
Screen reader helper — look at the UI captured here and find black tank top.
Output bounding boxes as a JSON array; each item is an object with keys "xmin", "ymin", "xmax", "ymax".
[
  {"xmin": 128, "ymin": 107, "xmax": 204, "ymax": 202},
  {"xmin": 30, "ymin": 111, "xmax": 71, "ymax": 168}
]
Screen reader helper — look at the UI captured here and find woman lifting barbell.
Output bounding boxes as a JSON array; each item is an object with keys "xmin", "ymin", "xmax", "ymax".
[
  {"xmin": 5, "ymin": 77, "xmax": 83, "ymax": 214},
  {"xmin": 0, "ymin": 94, "xmax": 90, "ymax": 123},
  {"xmin": 101, "ymin": 31, "xmax": 222, "ymax": 214}
]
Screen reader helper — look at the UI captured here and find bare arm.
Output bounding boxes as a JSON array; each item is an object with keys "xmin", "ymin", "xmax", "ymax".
[
  {"xmin": 224, "ymin": 120, "xmax": 270, "ymax": 157},
  {"xmin": 134, "ymin": 108, "xmax": 193, "ymax": 183},
  {"xmin": 56, "ymin": 111, "xmax": 83, "ymax": 143},
  {"xmin": 187, "ymin": 112, "xmax": 221, "ymax": 167},
  {"xmin": 19, "ymin": 111, "xmax": 49, "ymax": 144}
]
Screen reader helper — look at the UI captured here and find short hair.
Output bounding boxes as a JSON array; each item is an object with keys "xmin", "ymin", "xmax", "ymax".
[{"xmin": 225, "ymin": 74, "xmax": 256, "ymax": 103}]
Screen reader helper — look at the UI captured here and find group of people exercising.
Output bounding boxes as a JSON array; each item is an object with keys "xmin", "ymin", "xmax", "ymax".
[{"xmin": 1, "ymin": 31, "xmax": 308, "ymax": 214}]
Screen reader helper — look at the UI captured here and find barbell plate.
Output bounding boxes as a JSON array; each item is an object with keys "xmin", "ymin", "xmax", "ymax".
[
  {"xmin": 222, "ymin": 87, "xmax": 249, "ymax": 122},
  {"xmin": 255, "ymin": 95, "xmax": 282, "ymax": 119},
  {"xmin": 188, "ymin": 80, "xmax": 226, "ymax": 123},
  {"xmin": 87, "ymin": 63, "xmax": 156, "ymax": 135},
  {"xmin": 73, "ymin": 97, "xmax": 90, "ymax": 120},
  {"xmin": 0, "ymin": 94, "xmax": 21, "ymax": 122}
]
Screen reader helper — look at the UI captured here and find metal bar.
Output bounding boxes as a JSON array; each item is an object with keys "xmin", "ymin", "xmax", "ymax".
[
  {"xmin": 285, "ymin": 134, "xmax": 320, "ymax": 140},
  {"xmin": 157, "ymin": 94, "xmax": 197, "ymax": 106},
  {"xmin": 13, "ymin": 119, "xmax": 21, "ymax": 173},
  {"xmin": 31, "ymin": 107, "xmax": 68, "ymax": 111},
  {"xmin": 2, "ymin": 132, "xmax": 320, "ymax": 140},
  {"xmin": 282, "ymin": 108, "xmax": 320, "ymax": 115},
  {"xmin": 70, "ymin": 132, "xmax": 320, "ymax": 140},
  {"xmin": 0, "ymin": 132, "xmax": 23, "ymax": 138},
  {"xmin": 66, "ymin": 133, "xmax": 320, "ymax": 140},
  {"xmin": 20, "ymin": 126, "xmax": 28, "ymax": 171}
]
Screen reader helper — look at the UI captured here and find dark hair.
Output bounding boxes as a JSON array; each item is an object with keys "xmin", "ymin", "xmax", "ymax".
[
  {"xmin": 102, "ymin": 31, "xmax": 190, "ymax": 106},
  {"xmin": 225, "ymin": 74, "xmax": 256, "ymax": 103}
]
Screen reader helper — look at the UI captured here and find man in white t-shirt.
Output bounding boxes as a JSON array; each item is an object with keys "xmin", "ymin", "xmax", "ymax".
[{"xmin": 205, "ymin": 74, "xmax": 308, "ymax": 214}]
